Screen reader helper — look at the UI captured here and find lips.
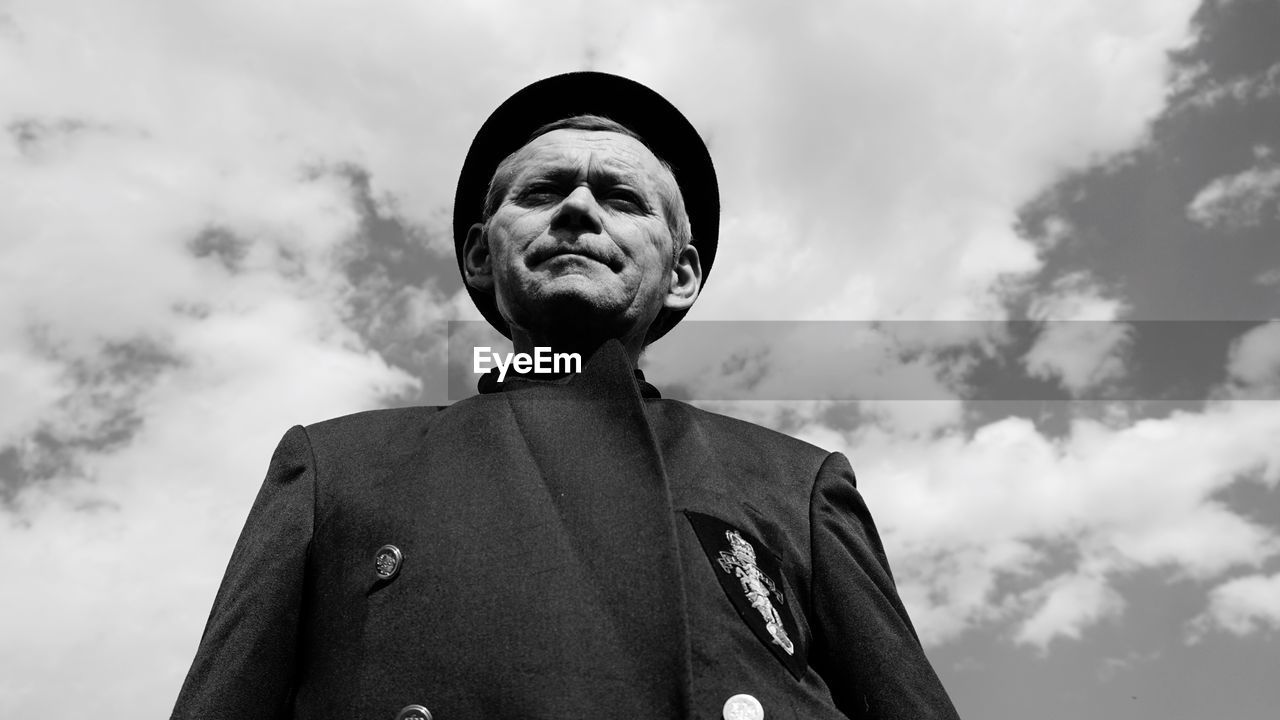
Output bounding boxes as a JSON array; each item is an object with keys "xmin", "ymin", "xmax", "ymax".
[{"xmin": 529, "ymin": 241, "xmax": 620, "ymax": 270}]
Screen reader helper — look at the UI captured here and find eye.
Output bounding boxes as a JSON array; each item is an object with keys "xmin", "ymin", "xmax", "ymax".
[
  {"xmin": 604, "ymin": 188, "xmax": 647, "ymax": 212},
  {"xmin": 517, "ymin": 182, "xmax": 562, "ymax": 205}
]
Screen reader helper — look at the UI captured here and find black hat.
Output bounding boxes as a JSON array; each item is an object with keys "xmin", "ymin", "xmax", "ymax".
[{"xmin": 453, "ymin": 71, "xmax": 719, "ymax": 342}]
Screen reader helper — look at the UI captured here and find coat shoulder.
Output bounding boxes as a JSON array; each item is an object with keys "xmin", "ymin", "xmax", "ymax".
[
  {"xmin": 301, "ymin": 405, "xmax": 446, "ymax": 460},
  {"xmin": 304, "ymin": 404, "xmax": 445, "ymax": 435}
]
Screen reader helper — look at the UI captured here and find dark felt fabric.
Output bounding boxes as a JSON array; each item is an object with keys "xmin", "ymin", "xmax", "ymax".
[{"xmin": 171, "ymin": 342, "xmax": 960, "ymax": 720}]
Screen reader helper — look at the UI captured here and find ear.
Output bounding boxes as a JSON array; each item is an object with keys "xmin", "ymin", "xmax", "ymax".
[
  {"xmin": 663, "ymin": 243, "xmax": 701, "ymax": 312},
  {"xmin": 462, "ymin": 222, "xmax": 494, "ymax": 292}
]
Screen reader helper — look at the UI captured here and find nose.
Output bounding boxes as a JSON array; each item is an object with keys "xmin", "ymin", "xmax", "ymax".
[{"xmin": 550, "ymin": 185, "xmax": 604, "ymax": 236}]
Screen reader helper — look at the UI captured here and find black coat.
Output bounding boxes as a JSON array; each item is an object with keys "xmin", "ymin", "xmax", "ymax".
[{"xmin": 171, "ymin": 341, "xmax": 960, "ymax": 720}]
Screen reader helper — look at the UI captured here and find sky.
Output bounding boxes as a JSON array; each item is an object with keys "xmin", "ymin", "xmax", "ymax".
[{"xmin": 1, "ymin": 1, "xmax": 1278, "ymax": 718}]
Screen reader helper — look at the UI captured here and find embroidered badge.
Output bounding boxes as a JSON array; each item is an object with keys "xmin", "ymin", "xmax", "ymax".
[
  {"xmin": 717, "ymin": 529, "xmax": 795, "ymax": 655},
  {"xmin": 685, "ymin": 510, "xmax": 806, "ymax": 679}
]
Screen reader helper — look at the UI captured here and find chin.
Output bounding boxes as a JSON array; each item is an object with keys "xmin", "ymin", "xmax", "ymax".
[
  {"xmin": 534, "ymin": 276, "xmax": 625, "ymax": 312},
  {"xmin": 503, "ymin": 290, "xmax": 629, "ymax": 338}
]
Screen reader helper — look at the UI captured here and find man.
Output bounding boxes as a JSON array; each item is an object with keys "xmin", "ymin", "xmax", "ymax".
[{"xmin": 172, "ymin": 72, "xmax": 961, "ymax": 720}]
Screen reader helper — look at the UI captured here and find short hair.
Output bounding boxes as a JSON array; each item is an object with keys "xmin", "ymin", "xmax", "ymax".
[{"xmin": 481, "ymin": 114, "xmax": 693, "ymax": 258}]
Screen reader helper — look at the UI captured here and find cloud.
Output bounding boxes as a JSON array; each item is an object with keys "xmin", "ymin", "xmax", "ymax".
[
  {"xmin": 1256, "ymin": 267, "xmax": 1280, "ymax": 287},
  {"xmin": 1189, "ymin": 572, "xmax": 1280, "ymax": 639},
  {"xmin": 1179, "ymin": 60, "xmax": 1280, "ymax": 109},
  {"xmin": 798, "ymin": 388, "xmax": 1280, "ymax": 649},
  {"xmin": 1223, "ymin": 321, "xmax": 1280, "ymax": 391},
  {"xmin": 1186, "ymin": 160, "xmax": 1280, "ymax": 230},
  {"xmin": 0, "ymin": 320, "xmax": 416, "ymax": 716},
  {"xmin": 1023, "ymin": 272, "xmax": 1133, "ymax": 396},
  {"xmin": 0, "ymin": 2, "xmax": 464, "ymax": 713},
  {"xmin": 623, "ymin": 0, "xmax": 1200, "ymax": 326},
  {"xmin": 1016, "ymin": 570, "xmax": 1126, "ymax": 649}
]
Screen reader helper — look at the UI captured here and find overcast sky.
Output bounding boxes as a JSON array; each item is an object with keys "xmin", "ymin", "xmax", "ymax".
[{"xmin": 2, "ymin": 1, "xmax": 1278, "ymax": 718}]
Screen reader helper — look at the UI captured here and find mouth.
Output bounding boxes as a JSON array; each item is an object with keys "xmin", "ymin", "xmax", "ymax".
[{"xmin": 530, "ymin": 244, "xmax": 620, "ymax": 270}]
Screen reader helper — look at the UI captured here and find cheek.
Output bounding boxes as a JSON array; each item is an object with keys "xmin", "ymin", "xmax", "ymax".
[
  {"xmin": 612, "ymin": 217, "xmax": 672, "ymax": 258},
  {"xmin": 639, "ymin": 226, "xmax": 675, "ymax": 270},
  {"xmin": 487, "ymin": 219, "xmax": 538, "ymax": 265}
]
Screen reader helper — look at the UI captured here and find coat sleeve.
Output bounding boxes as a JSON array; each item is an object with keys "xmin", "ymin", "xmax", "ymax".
[
  {"xmin": 808, "ymin": 451, "xmax": 961, "ymax": 720},
  {"xmin": 171, "ymin": 425, "xmax": 315, "ymax": 720}
]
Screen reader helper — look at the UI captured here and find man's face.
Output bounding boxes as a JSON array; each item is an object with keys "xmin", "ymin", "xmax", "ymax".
[{"xmin": 465, "ymin": 128, "xmax": 695, "ymax": 342}]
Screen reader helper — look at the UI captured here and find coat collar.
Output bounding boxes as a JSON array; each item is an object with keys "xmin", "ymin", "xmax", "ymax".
[{"xmin": 476, "ymin": 341, "xmax": 662, "ymax": 399}]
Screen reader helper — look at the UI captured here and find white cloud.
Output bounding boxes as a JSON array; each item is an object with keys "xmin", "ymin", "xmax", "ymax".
[
  {"xmin": 1180, "ymin": 60, "xmax": 1280, "ymax": 110},
  {"xmin": 1256, "ymin": 267, "xmax": 1280, "ymax": 288},
  {"xmin": 632, "ymin": 0, "xmax": 1199, "ymax": 325},
  {"xmin": 808, "ymin": 395, "xmax": 1280, "ymax": 648},
  {"xmin": 1024, "ymin": 272, "xmax": 1133, "ymax": 396},
  {"xmin": 1016, "ymin": 570, "xmax": 1126, "ymax": 649},
  {"xmin": 1189, "ymin": 572, "xmax": 1280, "ymax": 639},
  {"xmin": 0, "ymin": 326, "xmax": 416, "ymax": 716},
  {"xmin": 0, "ymin": 2, "xmax": 456, "ymax": 715},
  {"xmin": 0, "ymin": 349, "xmax": 63, "ymax": 440},
  {"xmin": 1223, "ymin": 321, "xmax": 1280, "ymax": 392},
  {"xmin": 1187, "ymin": 162, "xmax": 1280, "ymax": 230}
]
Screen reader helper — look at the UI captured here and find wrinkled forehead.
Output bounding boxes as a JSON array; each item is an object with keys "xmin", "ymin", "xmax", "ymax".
[{"xmin": 507, "ymin": 129, "xmax": 675, "ymax": 190}]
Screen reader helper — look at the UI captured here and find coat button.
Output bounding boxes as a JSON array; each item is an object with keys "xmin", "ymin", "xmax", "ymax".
[
  {"xmin": 723, "ymin": 693, "xmax": 764, "ymax": 720},
  {"xmin": 374, "ymin": 544, "xmax": 403, "ymax": 580},
  {"xmin": 395, "ymin": 705, "xmax": 432, "ymax": 720}
]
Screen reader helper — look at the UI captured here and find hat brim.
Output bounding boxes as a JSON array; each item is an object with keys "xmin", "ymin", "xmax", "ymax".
[{"xmin": 453, "ymin": 71, "xmax": 719, "ymax": 343}]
